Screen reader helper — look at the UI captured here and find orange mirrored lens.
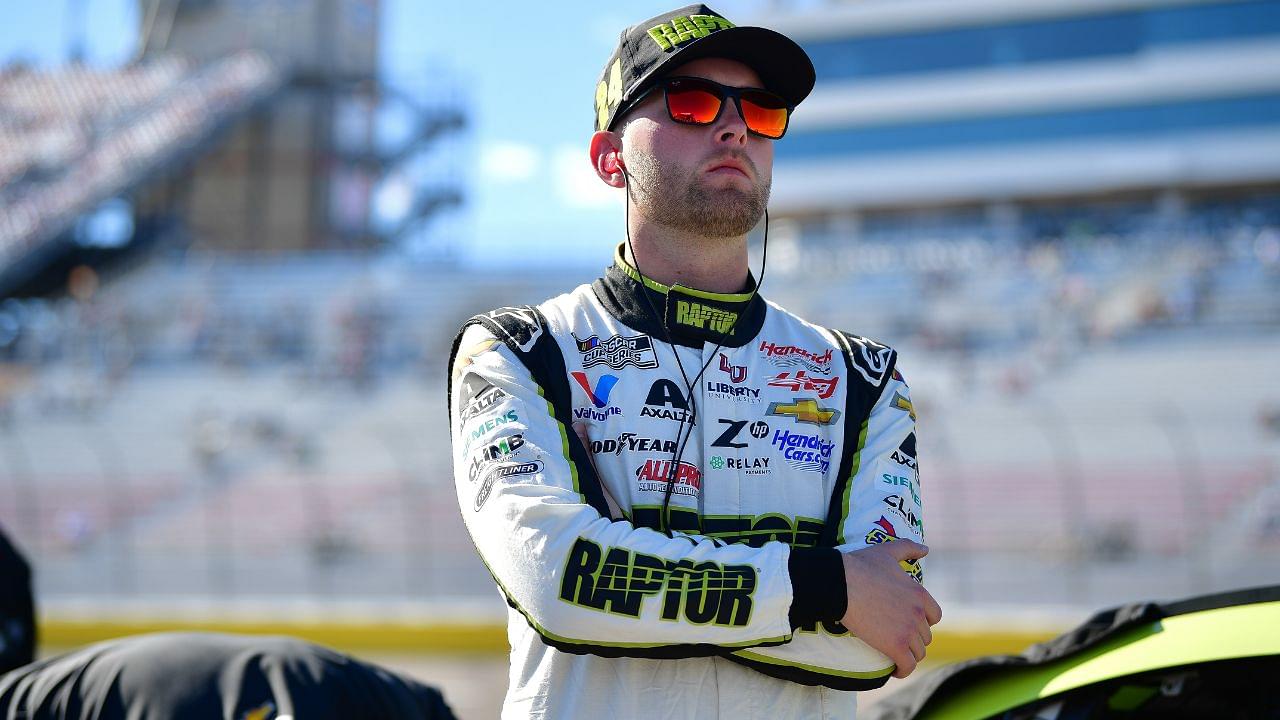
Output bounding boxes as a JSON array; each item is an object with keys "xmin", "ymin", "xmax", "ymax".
[
  {"xmin": 741, "ymin": 91, "xmax": 789, "ymax": 139},
  {"xmin": 666, "ymin": 85, "xmax": 723, "ymax": 124}
]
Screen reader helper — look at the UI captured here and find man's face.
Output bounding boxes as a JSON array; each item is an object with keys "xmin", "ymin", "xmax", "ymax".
[{"xmin": 618, "ymin": 57, "xmax": 774, "ymax": 239}]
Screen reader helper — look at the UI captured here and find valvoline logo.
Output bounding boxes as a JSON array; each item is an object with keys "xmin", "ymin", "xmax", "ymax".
[{"xmin": 571, "ymin": 371, "xmax": 619, "ymax": 409}]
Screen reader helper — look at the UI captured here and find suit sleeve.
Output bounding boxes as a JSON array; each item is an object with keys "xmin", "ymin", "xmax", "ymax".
[
  {"xmin": 728, "ymin": 362, "xmax": 922, "ymax": 690},
  {"xmin": 450, "ymin": 323, "xmax": 799, "ymax": 658}
]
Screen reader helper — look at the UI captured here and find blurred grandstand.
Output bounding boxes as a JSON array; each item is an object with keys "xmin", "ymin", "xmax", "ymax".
[{"xmin": 0, "ymin": 0, "xmax": 1277, "ymax": 673}]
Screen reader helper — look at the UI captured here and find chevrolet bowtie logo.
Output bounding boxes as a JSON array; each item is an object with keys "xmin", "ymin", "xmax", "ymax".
[
  {"xmin": 892, "ymin": 391, "xmax": 916, "ymax": 421},
  {"xmin": 767, "ymin": 398, "xmax": 841, "ymax": 426}
]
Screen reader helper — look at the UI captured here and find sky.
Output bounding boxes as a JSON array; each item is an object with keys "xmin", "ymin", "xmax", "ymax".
[{"xmin": 0, "ymin": 0, "xmax": 778, "ymax": 268}]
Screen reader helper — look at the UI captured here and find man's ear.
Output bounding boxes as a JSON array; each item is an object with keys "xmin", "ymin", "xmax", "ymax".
[{"xmin": 589, "ymin": 131, "xmax": 626, "ymax": 188}]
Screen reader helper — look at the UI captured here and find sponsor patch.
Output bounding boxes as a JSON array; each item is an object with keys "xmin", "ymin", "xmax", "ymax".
[
  {"xmin": 881, "ymin": 472, "xmax": 920, "ymax": 505},
  {"xmin": 646, "ymin": 14, "xmax": 736, "ymax": 53},
  {"xmin": 459, "ymin": 384, "xmax": 507, "ymax": 424},
  {"xmin": 674, "ymin": 300, "xmax": 737, "ymax": 334},
  {"xmin": 758, "ymin": 340, "xmax": 834, "ymax": 374},
  {"xmin": 882, "ymin": 494, "xmax": 923, "ymax": 535},
  {"xmin": 767, "ymin": 397, "xmax": 841, "ymax": 426},
  {"xmin": 771, "ymin": 429, "xmax": 834, "ymax": 474},
  {"xmin": 717, "ymin": 353, "xmax": 747, "ymax": 383},
  {"xmin": 467, "ymin": 433, "xmax": 527, "ymax": 483},
  {"xmin": 709, "ymin": 454, "xmax": 771, "ymax": 475},
  {"xmin": 767, "ymin": 370, "xmax": 839, "ymax": 400},
  {"xmin": 864, "ymin": 516, "xmax": 923, "ymax": 582},
  {"xmin": 451, "ymin": 337, "xmax": 499, "ymax": 381},
  {"xmin": 891, "ymin": 391, "xmax": 916, "ymax": 421},
  {"xmin": 642, "ymin": 379, "xmax": 694, "ymax": 422},
  {"xmin": 574, "ymin": 333, "xmax": 659, "ymax": 370},
  {"xmin": 706, "ymin": 381, "xmax": 761, "ymax": 403},
  {"xmin": 462, "ymin": 409, "xmax": 520, "ymax": 451},
  {"xmin": 475, "ymin": 461, "xmax": 542, "ymax": 511},
  {"xmin": 635, "ymin": 458, "xmax": 701, "ymax": 497},
  {"xmin": 591, "ymin": 432, "xmax": 677, "ymax": 456},
  {"xmin": 571, "ymin": 372, "xmax": 620, "ymax": 409}
]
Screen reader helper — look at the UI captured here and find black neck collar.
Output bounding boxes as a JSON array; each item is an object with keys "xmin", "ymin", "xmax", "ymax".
[{"xmin": 590, "ymin": 244, "xmax": 767, "ymax": 349}]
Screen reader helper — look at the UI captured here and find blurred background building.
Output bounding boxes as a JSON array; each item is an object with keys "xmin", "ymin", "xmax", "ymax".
[{"xmin": 0, "ymin": 0, "xmax": 1278, "ymax": 715}]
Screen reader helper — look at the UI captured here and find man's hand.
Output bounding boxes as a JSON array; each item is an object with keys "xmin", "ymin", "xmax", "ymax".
[{"xmin": 840, "ymin": 540, "xmax": 942, "ymax": 679}]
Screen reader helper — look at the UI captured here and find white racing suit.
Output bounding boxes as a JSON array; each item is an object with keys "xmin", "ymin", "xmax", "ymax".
[{"xmin": 448, "ymin": 248, "xmax": 924, "ymax": 719}]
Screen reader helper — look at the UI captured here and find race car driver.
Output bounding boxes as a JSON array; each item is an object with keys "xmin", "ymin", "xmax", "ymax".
[{"xmin": 447, "ymin": 5, "xmax": 941, "ymax": 718}]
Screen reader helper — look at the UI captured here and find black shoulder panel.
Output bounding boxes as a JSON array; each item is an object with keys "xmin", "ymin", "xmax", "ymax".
[{"xmin": 822, "ymin": 330, "xmax": 898, "ymax": 547}]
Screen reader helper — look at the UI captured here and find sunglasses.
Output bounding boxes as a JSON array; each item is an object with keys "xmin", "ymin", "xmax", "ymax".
[{"xmin": 629, "ymin": 76, "xmax": 793, "ymax": 140}]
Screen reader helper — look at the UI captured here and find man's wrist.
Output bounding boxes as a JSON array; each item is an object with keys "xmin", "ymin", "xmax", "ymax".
[{"xmin": 787, "ymin": 546, "xmax": 848, "ymax": 629}]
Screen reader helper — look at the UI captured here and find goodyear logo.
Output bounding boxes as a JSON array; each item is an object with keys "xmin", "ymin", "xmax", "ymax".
[
  {"xmin": 675, "ymin": 300, "xmax": 737, "ymax": 334},
  {"xmin": 560, "ymin": 537, "xmax": 755, "ymax": 626},
  {"xmin": 647, "ymin": 14, "xmax": 735, "ymax": 52}
]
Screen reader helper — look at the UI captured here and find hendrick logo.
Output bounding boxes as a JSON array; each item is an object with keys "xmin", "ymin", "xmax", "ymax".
[
  {"xmin": 768, "ymin": 371, "xmax": 839, "ymax": 400},
  {"xmin": 771, "ymin": 429, "xmax": 834, "ymax": 474},
  {"xmin": 767, "ymin": 398, "xmax": 841, "ymax": 426},
  {"xmin": 574, "ymin": 333, "xmax": 658, "ymax": 370},
  {"xmin": 675, "ymin": 300, "xmax": 736, "ymax": 334},
  {"xmin": 758, "ymin": 341, "xmax": 834, "ymax": 374},
  {"xmin": 646, "ymin": 14, "xmax": 735, "ymax": 53},
  {"xmin": 635, "ymin": 459, "xmax": 701, "ymax": 497}
]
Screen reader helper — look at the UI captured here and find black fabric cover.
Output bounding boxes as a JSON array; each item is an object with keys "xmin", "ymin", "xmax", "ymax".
[
  {"xmin": 0, "ymin": 526, "xmax": 35, "ymax": 675},
  {"xmin": 0, "ymin": 632, "xmax": 457, "ymax": 720}
]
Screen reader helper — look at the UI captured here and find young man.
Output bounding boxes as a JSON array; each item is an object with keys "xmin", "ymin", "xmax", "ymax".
[{"xmin": 448, "ymin": 5, "xmax": 940, "ymax": 718}]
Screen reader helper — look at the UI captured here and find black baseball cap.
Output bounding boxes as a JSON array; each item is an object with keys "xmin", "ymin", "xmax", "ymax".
[{"xmin": 594, "ymin": 4, "xmax": 816, "ymax": 132}]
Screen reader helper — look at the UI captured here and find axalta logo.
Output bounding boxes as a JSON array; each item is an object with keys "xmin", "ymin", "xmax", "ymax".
[
  {"xmin": 459, "ymin": 384, "xmax": 507, "ymax": 423},
  {"xmin": 560, "ymin": 537, "xmax": 755, "ymax": 626},
  {"xmin": 864, "ymin": 516, "xmax": 923, "ymax": 583},
  {"xmin": 771, "ymin": 429, "xmax": 834, "ymax": 474},
  {"xmin": 642, "ymin": 379, "xmax": 694, "ymax": 422},
  {"xmin": 574, "ymin": 333, "xmax": 659, "ymax": 370},
  {"xmin": 768, "ymin": 370, "xmax": 839, "ymax": 400},
  {"xmin": 591, "ymin": 432, "xmax": 677, "ymax": 456},
  {"xmin": 767, "ymin": 398, "xmax": 841, "ymax": 426},
  {"xmin": 675, "ymin": 300, "xmax": 736, "ymax": 334},
  {"xmin": 718, "ymin": 353, "xmax": 747, "ymax": 383},
  {"xmin": 758, "ymin": 341, "xmax": 834, "ymax": 374},
  {"xmin": 646, "ymin": 14, "xmax": 735, "ymax": 52},
  {"xmin": 635, "ymin": 458, "xmax": 701, "ymax": 497},
  {"xmin": 571, "ymin": 371, "xmax": 619, "ymax": 409}
]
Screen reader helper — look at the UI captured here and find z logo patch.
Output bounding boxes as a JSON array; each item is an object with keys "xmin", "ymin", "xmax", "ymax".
[
  {"xmin": 847, "ymin": 335, "xmax": 893, "ymax": 386},
  {"xmin": 485, "ymin": 307, "xmax": 544, "ymax": 353}
]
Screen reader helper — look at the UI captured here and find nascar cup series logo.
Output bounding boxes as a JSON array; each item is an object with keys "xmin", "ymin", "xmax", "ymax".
[
  {"xmin": 574, "ymin": 333, "xmax": 659, "ymax": 370},
  {"xmin": 771, "ymin": 429, "xmax": 834, "ymax": 474}
]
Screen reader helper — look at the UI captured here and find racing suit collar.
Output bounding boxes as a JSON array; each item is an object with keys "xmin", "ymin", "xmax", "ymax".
[{"xmin": 590, "ymin": 243, "xmax": 767, "ymax": 349}]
